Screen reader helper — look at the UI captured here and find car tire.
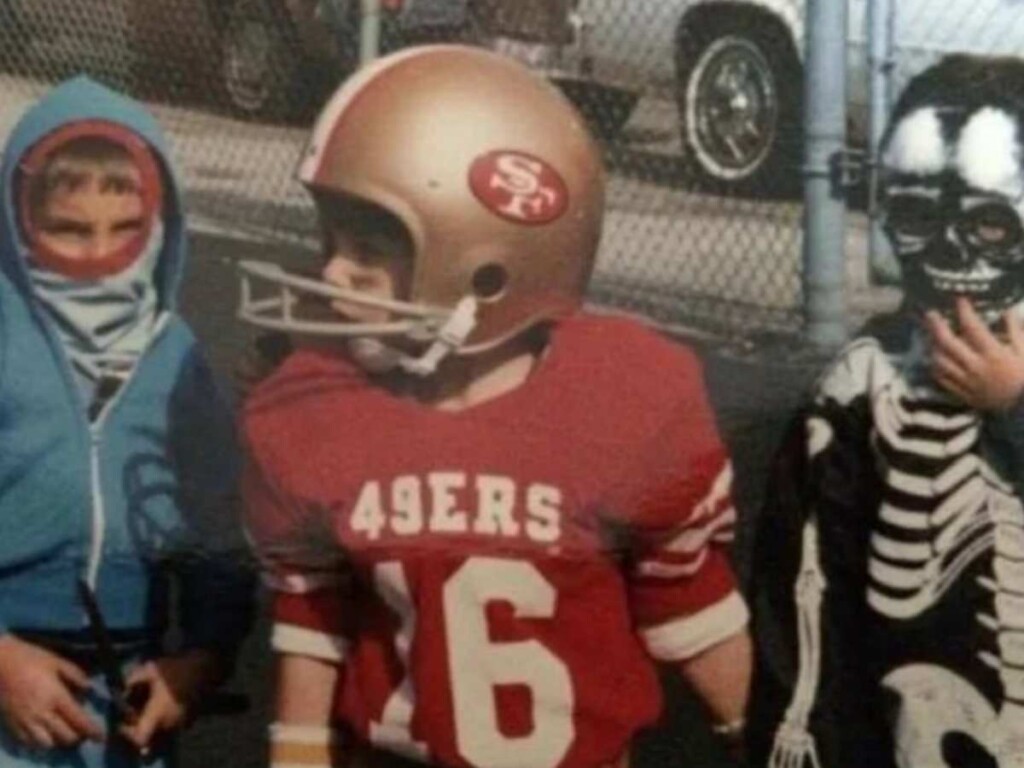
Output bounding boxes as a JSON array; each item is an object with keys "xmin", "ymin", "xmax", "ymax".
[
  {"xmin": 219, "ymin": 0, "xmax": 313, "ymax": 122},
  {"xmin": 676, "ymin": 13, "xmax": 802, "ymax": 197}
]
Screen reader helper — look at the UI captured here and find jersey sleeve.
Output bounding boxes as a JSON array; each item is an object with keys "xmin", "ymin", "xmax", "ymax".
[
  {"xmin": 242, "ymin": 448, "xmax": 351, "ymax": 666},
  {"xmin": 612, "ymin": 349, "xmax": 748, "ymax": 662}
]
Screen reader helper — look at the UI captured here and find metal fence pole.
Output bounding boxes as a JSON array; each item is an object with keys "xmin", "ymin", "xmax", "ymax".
[
  {"xmin": 360, "ymin": 0, "xmax": 383, "ymax": 66},
  {"xmin": 802, "ymin": 0, "xmax": 849, "ymax": 349},
  {"xmin": 868, "ymin": 0, "xmax": 898, "ymax": 283}
]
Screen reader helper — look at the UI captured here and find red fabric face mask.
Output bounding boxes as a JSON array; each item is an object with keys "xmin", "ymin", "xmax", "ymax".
[{"xmin": 18, "ymin": 120, "xmax": 164, "ymax": 280}]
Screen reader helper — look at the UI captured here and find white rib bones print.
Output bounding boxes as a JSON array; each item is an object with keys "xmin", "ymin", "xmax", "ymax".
[
  {"xmin": 770, "ymin": 341, "xmax": 1024, "ymax": 768},
  {"xmin": 863, "ymin": 347, "xmax": 1024, "ymax": 765},
  {"xmin": 866, "ymin": 374, "xmax": 987, "ymax": 621}
]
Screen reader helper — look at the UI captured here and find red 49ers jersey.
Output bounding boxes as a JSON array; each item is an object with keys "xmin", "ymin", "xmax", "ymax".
[{"xmin": 243, "ymin": 312, "xmax": 747, "ymax": 768}]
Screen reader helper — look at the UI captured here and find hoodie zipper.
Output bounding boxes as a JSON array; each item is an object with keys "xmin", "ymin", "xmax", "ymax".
[{"xmin": 84, "ymin": 312, "xmax": 172, "ymax": 591}]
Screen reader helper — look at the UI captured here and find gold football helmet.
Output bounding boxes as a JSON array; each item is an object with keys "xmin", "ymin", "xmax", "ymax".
[{"xmin": 239, "ymin": 44, "xmax": 605, "ymax": 375}]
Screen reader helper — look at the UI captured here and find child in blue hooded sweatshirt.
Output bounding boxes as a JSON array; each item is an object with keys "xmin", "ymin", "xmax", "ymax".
[{"xmin": 0, "ymin": 77, "xmax": 254, "ymax": 766}]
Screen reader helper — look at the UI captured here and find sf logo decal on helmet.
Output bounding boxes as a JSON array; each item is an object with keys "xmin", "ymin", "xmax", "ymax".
[{"xmin": 469, "ymin": 150, "xmax": 569, "ymax": 225}]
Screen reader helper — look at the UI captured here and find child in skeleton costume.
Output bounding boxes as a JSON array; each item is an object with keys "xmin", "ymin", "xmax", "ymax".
[{"xmin": 748, "ymin": 55, "xmax": 1024, "ymax": 768}]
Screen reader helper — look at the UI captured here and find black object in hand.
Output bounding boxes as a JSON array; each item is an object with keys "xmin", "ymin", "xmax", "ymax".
[{"xmin": 75, "ymin": 578, "xmax": 142, "ymax": 727}]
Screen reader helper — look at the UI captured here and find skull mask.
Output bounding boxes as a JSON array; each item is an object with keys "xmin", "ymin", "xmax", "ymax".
[{"xmin": 882, "ymin": 103, "xmax": 1024, "ymax": 321}]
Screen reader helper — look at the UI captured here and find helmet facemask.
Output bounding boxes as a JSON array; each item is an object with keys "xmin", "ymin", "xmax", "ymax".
[{"xmin": 239, "ymin": 192, "xmax": 479, "ymax": 376}]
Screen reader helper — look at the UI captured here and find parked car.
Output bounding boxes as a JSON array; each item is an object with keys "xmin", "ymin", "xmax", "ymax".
[
  {"xmin": 130, "ymin": 0, "xmax": 477, "ymax": 121},
  {"xmin": 511, "ymin": 0, "xmax": 1024, "ymax": 195},
  {"xmin": 224, "ymin": 0, "xmax": 488, "ymax": 119},
  {"xmin": 0, "ymin": 0, "xmax": 570, "ymax": 123}
]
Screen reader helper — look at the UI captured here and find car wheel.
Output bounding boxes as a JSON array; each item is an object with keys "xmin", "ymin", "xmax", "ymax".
[
  {"xmin": 220, "ymin": 0, "xmax": 309, "ymax": 121},
  {"xmin": 676, "ymin": 14, "xmax": 801, "ymax": 196}
]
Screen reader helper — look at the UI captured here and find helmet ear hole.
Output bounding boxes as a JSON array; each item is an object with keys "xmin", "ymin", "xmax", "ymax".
[{"xmin": 472, "ymin": 263, "xmax": 508, "ymax": 301}]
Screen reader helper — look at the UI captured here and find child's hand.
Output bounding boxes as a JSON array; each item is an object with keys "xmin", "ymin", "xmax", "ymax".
[
  {"xmin": 924, "ymin": 297, "xmax": 1024, "ymax": 411},
  {"xmin": 118, "ymin": 649, "xmax": 222, "ymax": 754},
  {"xmin": 0, "ymin": 634, "xmax": 104, "ymax": 748}
]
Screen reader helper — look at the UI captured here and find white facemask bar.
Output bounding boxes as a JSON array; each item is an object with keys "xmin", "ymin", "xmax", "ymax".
[
  {"xmin": 238, "ymin": 260, "xmax": 447, "ymax": 337},
  {"xmin": 237, "ymin": 259, "xmax": 479, "ymax": 376}
]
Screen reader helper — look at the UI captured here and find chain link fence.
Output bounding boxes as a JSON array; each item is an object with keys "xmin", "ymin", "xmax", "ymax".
[
  {"xmin": 0, "ymin": 0, "xmax": 815, "ymax": 340},
  {"xmin": 6, "ymin": 1, "xmax": 1024, "ymax": 340},
  {"xmin": 885, "ymin": 0, "xmax": 1024, "ymax": 94}
]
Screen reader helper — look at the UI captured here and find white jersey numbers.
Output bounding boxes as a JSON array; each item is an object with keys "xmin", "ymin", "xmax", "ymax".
[
  {"xmin": 369, "ymin": 562, "xmax": 428, "ymax": 760},
  {"xmin": 369, "ymin": 557, "xmax": 576, "ymax": 768},
  {"xmin": 351, "ymin": 481, "xmax": 388, "ymax": 540},
  {"xmin": 445, "ymin": 559, "xmax": 574, "ymax": 768}
]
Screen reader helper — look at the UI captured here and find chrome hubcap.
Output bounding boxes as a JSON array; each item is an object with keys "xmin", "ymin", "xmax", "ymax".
[{"xmin": 692, "ymin": 37, "xmax": 778, "ymax": 175}]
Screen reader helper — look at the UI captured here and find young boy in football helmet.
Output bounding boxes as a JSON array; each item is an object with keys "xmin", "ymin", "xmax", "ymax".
[
  {"xmin": 0, "ymin": 76, "xmax": 254, "ymax": 767},
  {"xmin": 240, "ymin": 45, "xmax": 751, "ymax": 768},
  {"xmin": 749, "ymin": 55, "xmax": 1024, "ymax": 768}
]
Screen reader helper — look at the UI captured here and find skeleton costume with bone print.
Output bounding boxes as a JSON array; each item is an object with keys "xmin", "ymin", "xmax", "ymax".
[{"xmin": 748, "ymin": 56, "xmax": 1024, "ymax": 768}]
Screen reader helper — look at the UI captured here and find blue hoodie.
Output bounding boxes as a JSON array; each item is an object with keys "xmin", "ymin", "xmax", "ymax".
[{"xmin": 0, "ymin": 77, "xmax": 253, "ymax": 656}]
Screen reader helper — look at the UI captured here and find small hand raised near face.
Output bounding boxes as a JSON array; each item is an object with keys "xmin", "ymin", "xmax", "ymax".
[{"xmin": 925, "ymin": 296, "xmax": 1024, "ymax": 411}]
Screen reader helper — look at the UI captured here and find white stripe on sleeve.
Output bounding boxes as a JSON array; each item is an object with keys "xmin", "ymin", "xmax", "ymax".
[
  {"xmin": 272, "ymin": 623, "xmax": 347, "ymax": 663},
  {"xmin": 640, "ymin": 591, "xmax": 750, "ymax": 661}
]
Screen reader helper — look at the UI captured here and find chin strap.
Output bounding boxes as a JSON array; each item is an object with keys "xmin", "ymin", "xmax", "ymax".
[{"xmin": 399, "ymin": 296, "xmax": 479, "ymax": 377}]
